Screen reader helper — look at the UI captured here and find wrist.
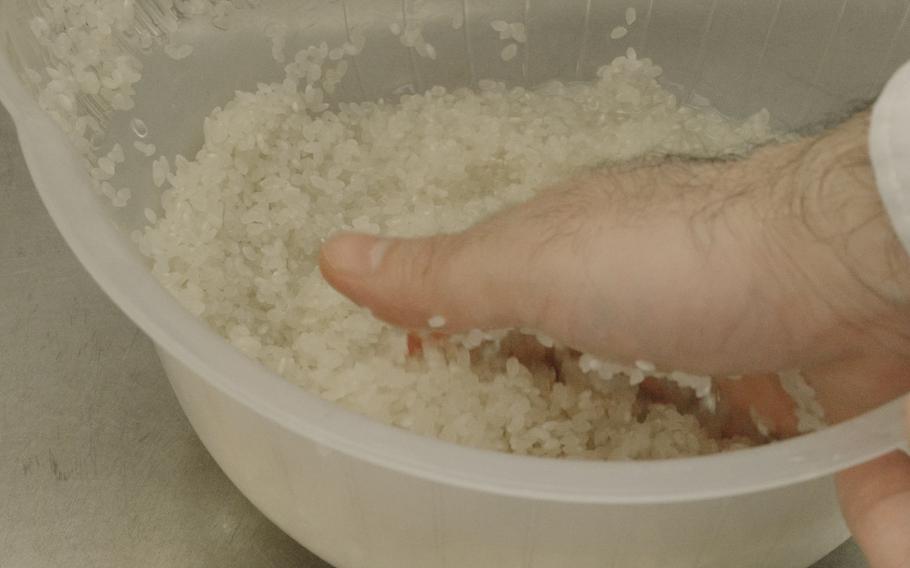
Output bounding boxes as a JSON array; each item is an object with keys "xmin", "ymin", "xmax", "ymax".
[
  {"xmin": 709, "ymin": 112, "xmax": 910, "ymax": 362},
  {"xmin": 793, "ymin": 111, "xmax": 910, "ymax": 305}
]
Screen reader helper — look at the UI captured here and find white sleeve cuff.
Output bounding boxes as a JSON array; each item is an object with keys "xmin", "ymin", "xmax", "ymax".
[{"xmin": 870, "ymin": 60, "xmax": 910, "ymax": 255}]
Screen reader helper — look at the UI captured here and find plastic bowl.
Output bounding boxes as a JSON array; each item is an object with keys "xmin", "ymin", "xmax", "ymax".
[{"xmin": 1, "ymin": 1, "xmax": 908, "ymax": 566}]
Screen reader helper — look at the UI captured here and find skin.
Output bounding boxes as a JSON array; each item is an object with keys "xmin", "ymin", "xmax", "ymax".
[{"xmin": 319, "ymin": 110, "xmax": 910, "ymax": 568}]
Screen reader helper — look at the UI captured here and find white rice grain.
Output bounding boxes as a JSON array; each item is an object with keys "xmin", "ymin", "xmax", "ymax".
[
  {"xmin": 510, "ymin": 23, "xmax": 527, "ymax": 44},
  {"xmin": 134, "ymin": 141, "xmax": 157, "ymax": 157},
  {"xmin": 164, "ymin": 43, "xmax": 194, "ymax": 60},
  {"xmin": 152, "ymin": 156, "xmax": 170, "ymax": 188},
  {"xmin": 131, "ymin": 118, "xmax": 149, "ymax": 138}
]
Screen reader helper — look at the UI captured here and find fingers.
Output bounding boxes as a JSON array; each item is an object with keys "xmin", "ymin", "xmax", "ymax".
[
  {"xmin": 836, "ymin": 451, "xmax": 910, "ymax": 568},
  {"xmin": 802, "ymin": 353, "xmax": 910, "ymax": 425},
  {"xmin": 638, "ymin": 374, "xmax": 802, "ymax": 441},
  {"xmin": 713, "ymin": 375, "xmax": 800, "ymax": 439}
]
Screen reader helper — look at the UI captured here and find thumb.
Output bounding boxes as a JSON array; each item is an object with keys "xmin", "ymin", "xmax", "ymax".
[
  {"xmin": 318, "ymin": 176, "xmax": 613, "ymax": 336},
  {"xmin": 836, "ymin": 453, "xmax": 910, "ymax": 568},
  {"xmin": 835, "ymin": 397, "xmax": 910, "ymax": 568},
  {"xmin": 318, "ymin": 224, "xmax": 556, "ymax": 332}
]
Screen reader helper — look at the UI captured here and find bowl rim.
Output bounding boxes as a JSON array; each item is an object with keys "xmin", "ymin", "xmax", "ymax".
[{"xmin": 1, "ymin": 50, "xmax": 907, "ymax": 505}]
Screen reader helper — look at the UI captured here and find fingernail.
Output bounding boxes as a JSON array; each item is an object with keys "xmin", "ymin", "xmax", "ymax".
[{"xmin": 322, "ymin": 233, "xmax": 388, "ymax": 277}]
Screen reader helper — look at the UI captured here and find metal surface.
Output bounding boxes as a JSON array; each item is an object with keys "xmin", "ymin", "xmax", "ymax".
[{"xmin": 0, "ymin": 102, "xmax": 868, "ymax": 568}]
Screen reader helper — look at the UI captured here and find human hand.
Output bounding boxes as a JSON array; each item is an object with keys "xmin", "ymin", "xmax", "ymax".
[{"xmin": 319, "ymin": 111, "xmax": 910, "ymax": 567}]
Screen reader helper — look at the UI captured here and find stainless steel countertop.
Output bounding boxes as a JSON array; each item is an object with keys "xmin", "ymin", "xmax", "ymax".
[{"xmin": 0, "ymin": 102, "xmax": 869, "ymax": 568}]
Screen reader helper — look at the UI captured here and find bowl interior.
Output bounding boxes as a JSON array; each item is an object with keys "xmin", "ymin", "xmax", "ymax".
[{"xmin": 1, "ymin": 0, "xmax": 908, "ymax": 501}]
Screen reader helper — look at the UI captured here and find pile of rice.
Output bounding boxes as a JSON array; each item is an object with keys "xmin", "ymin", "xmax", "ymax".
[
  {"xmin": 22, "ymin": 0, "xmax": 823, "ymax": 459},
  {"xmin": 134, "ymin": 47, "xmax": 782, "ymax": 460}
]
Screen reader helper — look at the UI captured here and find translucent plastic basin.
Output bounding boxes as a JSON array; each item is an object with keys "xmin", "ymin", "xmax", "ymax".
[{"xmin": 1, "ymin": 1, "xmax": 908, "ymax": 567}]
